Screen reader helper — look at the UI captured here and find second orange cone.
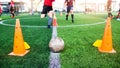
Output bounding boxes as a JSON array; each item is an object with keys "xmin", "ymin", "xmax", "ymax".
[
  {"xmin": 53, "ymin": 15, "xmax": 58, "ymax": 26},
  {"xmin": 98, "ymin": 17, "xmax": 116, "ymax": 53}
]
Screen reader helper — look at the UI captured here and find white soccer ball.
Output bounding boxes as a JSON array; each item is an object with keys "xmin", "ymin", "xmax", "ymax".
[{"xmin": 49, "ymin": 37, "xmax": 64, "ymax": 53}]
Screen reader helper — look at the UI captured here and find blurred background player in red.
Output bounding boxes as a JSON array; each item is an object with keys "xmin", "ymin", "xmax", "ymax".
[
  {"xmin": 38, "ymin": 0, "xmax": 55, "ymax": 28},
  {"xmin": 116, "ymin": 8, "xmax": 120, "ymax": 20},
  {"xmin": 107, "ymin": 0, "xmax": 114, "ymax": 19},
  {"xmin": 0, "ymin": 2, "xmax": 2, "ymax": 20},
  {"xmin": 64, "ymin": 0, "xmax": 75, "ymax": 23},
  {"xmin": 9, "ymin": 0, "xmax": 15, "ymax": 18}
]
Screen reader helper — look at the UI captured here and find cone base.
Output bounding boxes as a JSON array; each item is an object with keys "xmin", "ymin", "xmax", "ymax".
[
  {"xmin": 8, "ymin": 50, "xmax": 30, "ymax": 56},
  {"xmin": 98, "ymin": 48, "xmax": 116, "ymax": 53}
]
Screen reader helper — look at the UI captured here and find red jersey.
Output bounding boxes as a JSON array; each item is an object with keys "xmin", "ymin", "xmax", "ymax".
[
  {"xmin": 65, "ymin": 0, "xmax": 75, "ymax": 6},
  {"xmin": 10, "ymin": 0, "xmax": 14, "ymax": 7},
  {"xmin": 0, "ymin": 3, "xmax": 2, "ymax": 13},
  {"xmin": 44, "ymin": 0, "xmax": 55, "ymax": 6},
  {"xmin": 0, "ymin": 8, "xmax": 2, "ymax": 13}
]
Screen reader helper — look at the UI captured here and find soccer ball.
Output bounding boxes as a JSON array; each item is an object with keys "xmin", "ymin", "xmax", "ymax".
[{"xmin": 49, "ymin": 37, "xmax": 64, "ymax": 53}]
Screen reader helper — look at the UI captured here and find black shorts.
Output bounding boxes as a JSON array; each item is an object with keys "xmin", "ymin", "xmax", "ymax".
[
  {"xmin": 10, "ymin": 6, "xmax": 14, "ymax": 12},
  {"xmin": 67, "ymin": 6, "xmax": 73, "ymax": 13},
  {"xmin": 41, "ymin": 5, "xmax": 53, "ymax": 14}
]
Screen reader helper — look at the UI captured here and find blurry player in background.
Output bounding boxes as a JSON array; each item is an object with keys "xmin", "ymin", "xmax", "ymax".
[
  {"xmin": 9, "ymin": 0, "xmax": 15, "ymax": 18},
  {"xmin": 116, "ymin": 8, "xmax": 120, "ymax": 20},
  {"xmin": 38, "ymin": 0, "xmax": 55, "ymax": 28},
  {"xmin": 64, "ymin": 0, "xmax": 75, "ymax": 23},
  {"xmin": 107, "ymin": 0, "xmax": 114, "ymax": 19},
  {"xmin": 0, "ymin": 2, "xmax": 2, "ymax": 20}
]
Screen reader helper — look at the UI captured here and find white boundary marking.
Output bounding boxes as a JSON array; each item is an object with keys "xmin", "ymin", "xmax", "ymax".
[{"xmin": 0, "ymin": 19, "xmax": 105, "ymax": 28}]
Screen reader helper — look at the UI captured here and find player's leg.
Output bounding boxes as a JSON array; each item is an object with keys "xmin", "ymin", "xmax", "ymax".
[
  {"xmin": 0, "ymin": 13, "xmax": 2, "ymax": 17},
  {"xmin": 117, "ymin": 12, "xmax": 120, "ymax": 18},
  {"xmin": 66, "ymin": 6, "xmax": 70, "ymax": 21},
  {"xmin": 12, "ymin": 12, "xmax": 15, "ymax": 18},
  {"xmin": 0, "ymin": 13, "xmax": 2, "ymax": 20},
  {"xmin": 116, "ymin": 11, "xmax": 119, "ymax": 18},
  {"xmin": 10, "ymin": 12, "xmax": 14, "ymax": 18},
  {"xmin": 117, "ymin": 12, "xmax": 120, "ymax": 20},
  {"xmin": 41, "ymin": 5, "xmax": 53, "ymax": 28},
  {"xmin": 70, "ymin": 6, "xmax": 74, "ymax": 23},
  {"xmin": 41, "ymin": 14, "xmax": 46, "ymax": 18},
  {"xmin": 41, "ymin": 5, "xmax": 47, "ymax": 18},
  {"xmin": 47, "ymin": 10, "xmax": 53, "ymax": 28},
  {"xmin": 10, "ymin": 7, "xmax": 14, "ymax": 18}
]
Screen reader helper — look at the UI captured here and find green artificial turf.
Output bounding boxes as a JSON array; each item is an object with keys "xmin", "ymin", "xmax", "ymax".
[{"xmin": 0, "ymin": 12, "xmax": 120, "ymax": 68}]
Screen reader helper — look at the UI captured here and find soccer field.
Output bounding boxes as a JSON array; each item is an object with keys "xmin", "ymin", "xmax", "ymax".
[{"xmin": 0, "ymin": 13, "xmax": 120, "ymax": 68}]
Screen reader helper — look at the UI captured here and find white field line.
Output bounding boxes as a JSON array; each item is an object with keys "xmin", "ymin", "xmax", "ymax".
[{"xmin": 0, "ymin": 19, "xmax": 105, "ymax": 28}]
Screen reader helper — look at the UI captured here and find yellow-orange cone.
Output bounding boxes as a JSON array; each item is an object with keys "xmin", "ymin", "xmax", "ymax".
[
  {"xmin": 8, "ymin": 19, "xmax": 29, "ymax": 56},
  {"xmin": 98, "ymin": 17, "xmax": 116, "ymax": 53}
]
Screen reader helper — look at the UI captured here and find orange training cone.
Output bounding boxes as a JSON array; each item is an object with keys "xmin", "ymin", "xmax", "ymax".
[
  {"xmin": 98, "ymin": 17, "xmax": 116, "ymax": 53},
  {"xmin": 53, "ymin": 15, "xmax": 58, "ymax": 26},
  {"xmin": 8, "ymin": 19, "xmax": 29, "ymax": 56}
]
